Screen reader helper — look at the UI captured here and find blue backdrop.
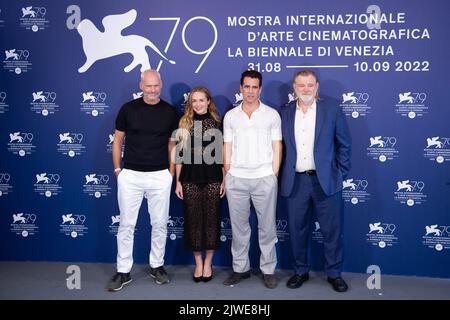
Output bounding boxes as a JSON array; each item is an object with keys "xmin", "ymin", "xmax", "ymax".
[{"xmin": 1, "ymin": 0, "xmax": 449, "ymax": 278}]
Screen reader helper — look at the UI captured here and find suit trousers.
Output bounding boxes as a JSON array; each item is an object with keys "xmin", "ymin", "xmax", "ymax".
[{"xmin": 286, "ymin": 173, "xmax": 343, "ymax": 278}]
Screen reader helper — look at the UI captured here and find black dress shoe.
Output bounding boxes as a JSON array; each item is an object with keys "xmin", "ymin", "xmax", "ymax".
[
  {"xmin": 327, "ymin": 277, "xmax": 348, "ymax": 292},
  {"xmin": 286, "ymin": 273, "xmax": 309, "ymax": 289},
  {"xmin": 193, "ymin": 275, "xmax": 203, "ymax": 283}
]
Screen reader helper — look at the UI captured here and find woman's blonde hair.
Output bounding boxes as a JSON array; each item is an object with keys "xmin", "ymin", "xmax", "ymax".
[{"xmin": 177, "ymin": 87, "xmax": 221, "ymax": 143}]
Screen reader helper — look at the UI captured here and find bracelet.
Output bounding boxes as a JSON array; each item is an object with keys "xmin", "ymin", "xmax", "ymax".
[{"xmin": 114, "ymin": 168, "xmax": 121, "ymax": 172}]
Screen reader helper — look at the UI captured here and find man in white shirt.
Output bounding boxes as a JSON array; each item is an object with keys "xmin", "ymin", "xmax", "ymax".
[{"xmin": 223, "ymin": 70, "xmax": 282, "ymax": 289}]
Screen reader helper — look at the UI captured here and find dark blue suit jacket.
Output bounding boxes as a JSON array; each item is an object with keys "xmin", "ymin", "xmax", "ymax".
[{"xmin": 280, "ymin": 98, "xmax": 351, "ymax": 197}]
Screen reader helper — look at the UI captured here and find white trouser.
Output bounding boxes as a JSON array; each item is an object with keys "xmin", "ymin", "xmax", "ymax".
[{"xmin": 116, "ymin": 168, "xmax": 173, "ymax": 273}]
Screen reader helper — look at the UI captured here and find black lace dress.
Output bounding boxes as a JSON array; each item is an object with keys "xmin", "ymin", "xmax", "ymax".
[{"xmin": 179, "ymin": 112, "xmax": 223, "ymax": 251}]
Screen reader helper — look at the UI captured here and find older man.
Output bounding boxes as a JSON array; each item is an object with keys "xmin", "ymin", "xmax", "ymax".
[
  {"xmin": 107, "ymin": 69, "xmax": 178, "ymax": 291},
  {"xmin": 280, "ymin": 70, "xmax": 351, "ymax": 292}
]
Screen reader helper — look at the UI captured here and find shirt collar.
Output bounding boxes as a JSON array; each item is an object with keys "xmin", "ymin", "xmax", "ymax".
[
  {"xmin": 238, "ymin": 100, "xmax": 266, "ymax": 112},
  {"xmin": 296, "ymin": 99, "xmax": 317, "ymax": 111}
]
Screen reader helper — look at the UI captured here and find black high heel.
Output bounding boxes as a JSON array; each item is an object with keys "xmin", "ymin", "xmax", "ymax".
[
  {"xmin": 202, "ymin": 268, "xmax": 213, "ymax": 282},
  {"xmin": 193, "ymin": 275, "xmax": 203, "ymax": 282}
]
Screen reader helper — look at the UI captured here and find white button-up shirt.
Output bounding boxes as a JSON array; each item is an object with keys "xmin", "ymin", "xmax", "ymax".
[
  {"xmin": 224, "ymin": 101, "xmax": 282, "ymax": 179},
  {"xmin": 295, "ymin": 100, "xmax": 316, "ymax": 172}
]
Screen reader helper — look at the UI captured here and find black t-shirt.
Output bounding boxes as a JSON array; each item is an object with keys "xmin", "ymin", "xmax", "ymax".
[{"xmin": 115, "ymin": 97, "xmax": 178, "ymax": 172}]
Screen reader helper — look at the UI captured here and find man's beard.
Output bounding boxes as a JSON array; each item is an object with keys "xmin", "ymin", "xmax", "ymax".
[{"xmin": 298, "ymin": 94, "xmax": 315, "ymax": 105}]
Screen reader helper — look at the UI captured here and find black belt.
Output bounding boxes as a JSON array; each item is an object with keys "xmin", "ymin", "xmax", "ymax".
[{"xmin": 297, "ymin": 170, "xmax": 316, "ymax": 175}]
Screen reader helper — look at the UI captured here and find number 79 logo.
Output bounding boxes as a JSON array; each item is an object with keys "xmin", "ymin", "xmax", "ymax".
[{"xmin": 150, "ymin": 17, "xmax": 217, "ymax": 73}]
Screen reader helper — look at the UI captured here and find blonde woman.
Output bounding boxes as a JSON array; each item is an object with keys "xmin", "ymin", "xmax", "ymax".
[{"xmin": 175, "ymin": 87, "xmax": 225, "ymax": 282}]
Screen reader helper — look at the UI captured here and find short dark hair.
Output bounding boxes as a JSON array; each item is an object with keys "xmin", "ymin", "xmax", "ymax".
[{"xmin": 240, "ymin": 70, "xmax": 262, "ymax": 87}]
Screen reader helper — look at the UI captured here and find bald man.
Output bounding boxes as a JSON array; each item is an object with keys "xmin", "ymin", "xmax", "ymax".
[{"xmin": 108, "ymin": 70, "xmax": 178, "ymax": 291}]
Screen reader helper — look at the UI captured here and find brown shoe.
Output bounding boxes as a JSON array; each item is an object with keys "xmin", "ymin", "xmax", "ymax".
[
  {"xmin": 263, "ymin": 274, "xmax": 278, "ymax": 289},
  {"xmin": 223, "ymin": 271, "xmax": 251, "ymax": 286}
]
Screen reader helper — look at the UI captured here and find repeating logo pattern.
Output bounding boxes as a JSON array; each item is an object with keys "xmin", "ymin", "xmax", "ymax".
[
  {"xmin": 59, "ymin": 214, "xmax": 88, "ymax": 238},
  {"xmin": 10, "ymin": 212, "xmax": 39, "ymax": 237},
  {"xmin": 0, "ymin": 3, "xmax": 448, "ymax": 278},
  {"xmin": 220, "ymin": 218, "xmax": 232, "ymax": 242},
  {"xmin": 7, "ymin": 132, "xmax": 36, "ymax": 156},
  {"xmin": 82, "ymin": 173, "xmax": 111, "ymax": 198},
  {"xmin": 286, "ymin": 92, "xmax": 296, "ymax": 106},
  {"xmin": 395, "ymin": 91, "xmax": 428, "ymax": 119},
  {"xmin": 342, "ymin": 178, "xmax": 371, "ymax": 204},
  {"xmin": 30, "ymin": 90, "xmax": 59, "ymax": 116},
  {"xmin": 422, "ymin": 224, "xmax": 450, "ymax": 251},
  {"xmin": 106, "ymin": 133, "xmax": 114, "ymax": 153},
  {"xmin": 366, "ymin": 222, "xmax": 398, "ymax": 248},
  {"xmin": 19, "ymin": 6, "xmax": 50, "ymax": 32},
  {"xmin": 108, "ymin": 214, "xmax": 121, "ymax": 235},
  {"xmin": 311, "ymin": 221, "xmax": 323, "ymax": 243},
  {"xmin": 80, "ymin": 91, "xmax": 109, "ymax": 116},
  {"xmin": 3, "ymin": 48, "xmax": 32, "ymax": 74},
  {"xmin": 0, "ymin": 91, "xmax": 9, "ymax": 113},
  {"xmin": 56, "ymin": 132, "xmax": 86, "ymax": 157},
  {"xmin": 423, "ymin": 136, "xmax": 450, "ymax": 163},
  {"xmin": 132, "ymin": 92, "xmax": 143, "ymax": 100},
  {"xmin": 366, "ymin": 136, "xmax": 399, "ymax": 162},
  {"xmin": 179, "ymin": 92, "xmax": 190, "ymax": 113},
  {"xmin": 233, "ymin": 92, "xmax": 243, "ymax": 107},
  {"xmin": 275, "ymin": 219, "xmax": 289, "ymax": 242},
  {"xmin": 0, "ymin": 173, "xmax": 13, "ymax": 196},
  {"xmin": 393, "ymin": 179, "xmax": 427, "ymax": 206},
  {"xmin": 340, "ymin": 91, "xmax": 371, "ymax": 118},
  {"xmin": 167, "ymin": 215, "xmax": 184, "ymax": 240},
  {"xmin": 33, "ymin": 173, "xmax": 62, "ymax": 197}
]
